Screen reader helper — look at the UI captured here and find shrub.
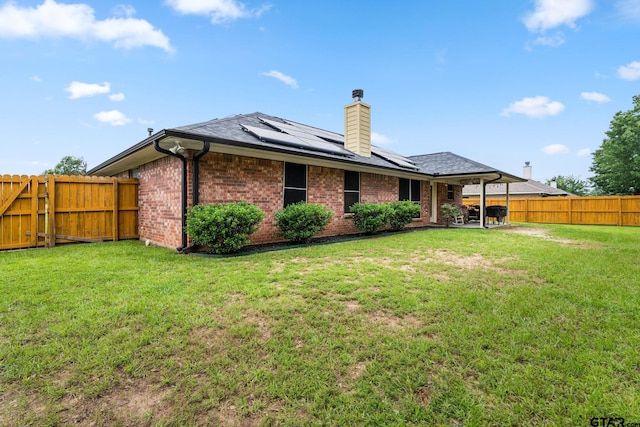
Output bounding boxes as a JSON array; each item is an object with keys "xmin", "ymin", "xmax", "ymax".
[
  {"xmin": 388, "ymin": 201, "xmax": 421, "ymax": 231},
  {"xmin": 440, "ymin": 203, "xmax": 461, "ymax": 227},
  {"xmin": 275, "ymin": 202, "xmax": 333, "ymax": 243},
  {"xmin": 349, "ymin": 202, "xmax": 390, "ymax": 234},
  {"xmin": 185, "ymin": 201, "xmax": 265, "ymax": 254}
]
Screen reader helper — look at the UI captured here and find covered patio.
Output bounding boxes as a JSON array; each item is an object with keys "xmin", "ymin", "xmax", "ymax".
[{"xmin": 408, "ymin": 152, "xmax": 525, "ymax": 228}]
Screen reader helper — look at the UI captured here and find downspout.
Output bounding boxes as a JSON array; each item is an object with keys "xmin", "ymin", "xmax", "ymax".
[
  {"xmin": 153, "ymin": 140, "xmax": 188, "ymax": 251},
  {"xmin": 181, "ymin": 141, "xmax": 210, "ymax": 254},
  {"xmin": 482, "ymin": 174, "xmax": 502, "ymax": 228}
]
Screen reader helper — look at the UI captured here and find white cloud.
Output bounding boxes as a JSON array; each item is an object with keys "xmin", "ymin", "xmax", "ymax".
[
  {"xmin": 29, "ymin": 75, "xmax": 42, "ymax": 82},
  {"xmin": 581, "ymin": 91, "xmax": 611, "ymax": 103},
  {"xmin": 532, "ymin": 33, "xmax": 565, "ymax": 47},
  {"xmin": 371, "ymin": 132, "xmax": 392, "ymax": 146},
  {"xmin": 542, "ymin": 144, "xmax": 570, "ymax": 155},
  {"xmin": 261, "ymin": 70, "xmax": 298, "ymax": 88},
  {"xmin": 523, "ymin": 0, "xmax": 594, "ymax": 32},
  {"xmin": 501, "ymin": 96, "xmax": 565, "ymax": 118},
  {"xmin": 165, "ymin": 0, "xmax": 271, "ymax": 24},
  {"xmin": 65, "ymin": 81, "xmax": 110, "ymax": 99},
  {"xmin": 0, "ymin": 0, "xmax": 173, "ymax": 52},
  {"xmin": 93, "ymin": 110, "xmax": 132, "ymax": 126},
  {"xmin": 577, "ymin": 148, "xmax": 592, "ymax": 157},
  {"xmin": 616, "ymin": 0, "xmax": 640, "ymax": 20},
  {"xmin": 618, "ymin": 61, "xmax": 640, "ymax": 80},
  {"xmin": 113, "ymin": 4, "xmax": 136, "ymax": 18},
  {"xmin": 109, "ymin": 92, "xmax": 125, "ymax": 101}
]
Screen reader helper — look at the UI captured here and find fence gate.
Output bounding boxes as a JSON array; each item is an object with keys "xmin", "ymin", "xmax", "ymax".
[
  {"xmin": 0, "ymin": 175, "xmax": 138, "ymax": 251},
  {"xmin": 0, "ymin": 175, "xmax": 40, "ymax": 250}
]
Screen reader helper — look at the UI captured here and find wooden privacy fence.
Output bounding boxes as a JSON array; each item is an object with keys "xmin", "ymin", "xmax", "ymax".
[
  {"xmin": 1, "ymin": 175, "xmax": 138, "ymax": 251},
  {"xmin": 463, "ymin": 196, "xmax": 640, "ymax": 226}
]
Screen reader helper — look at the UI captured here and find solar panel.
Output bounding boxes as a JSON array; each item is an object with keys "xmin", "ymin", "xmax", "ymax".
[
  {"xmin": 284, "ymin": 120, "xmax": 345, "ymax": 144},
  {"xmin": 241, "ymin": 124, "xmax": 312, "ymax": 148},
  {"xmin": 372, "ymin": 146, "xmax": 419, "ymax": 170},
  {"xmin": 244, "ymin": 117, "xmax": 418, "ymax": 170},
  {"xmin": 242, "ymin": 122, "xmax": 352, "ymax": 156},
  {"xmin": 283, "ymin": 119, "xmax": 417, "ymax": 170},
  {"xmin": 258, "ymin": 118, "xmax": 353, "ymax": 156}
]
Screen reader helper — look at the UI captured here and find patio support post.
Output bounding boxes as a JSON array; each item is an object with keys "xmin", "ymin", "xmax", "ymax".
[
  {"xmin": 505, "ymin": 183, "xmax": 510, "ymax": 224},
  {"xmin": 479, "ymin": 178, "xmax": 485, "ymax": 228}
]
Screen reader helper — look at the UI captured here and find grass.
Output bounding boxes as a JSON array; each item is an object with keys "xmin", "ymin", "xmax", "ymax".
[{"xmin": 1, "ymin": 223, "xmax": 639, "ymax": 426}]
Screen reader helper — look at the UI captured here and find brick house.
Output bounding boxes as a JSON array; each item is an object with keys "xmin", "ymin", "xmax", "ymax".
[{"xmin": 89, "ymin": 91, "xmax": 523, "ymax": 251}]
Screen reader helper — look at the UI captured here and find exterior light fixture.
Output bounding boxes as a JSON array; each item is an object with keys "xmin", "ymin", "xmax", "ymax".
[{"xmin": 169, "ymin": 142, "xmax": 185, "ymax": 155}]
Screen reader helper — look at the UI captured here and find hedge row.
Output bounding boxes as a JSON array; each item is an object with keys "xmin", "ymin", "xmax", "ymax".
[
  {"xmin": 349, "ymin": 201, "xmax": 420, "ymax": 234},
  {"xmin": 185, "ymin": 200, "xmax": 421, "ymax": 254},
  {"xmin": 185, "ymin": 201, "xmax": 333, "ymax": 254}
]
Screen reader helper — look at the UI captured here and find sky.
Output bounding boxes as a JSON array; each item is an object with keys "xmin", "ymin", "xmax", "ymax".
[{"xmin": 1, "ymin": 0, "xmax": 639, "ymax": 182}]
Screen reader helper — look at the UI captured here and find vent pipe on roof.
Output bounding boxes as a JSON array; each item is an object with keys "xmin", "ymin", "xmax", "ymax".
[
  {"xmin": 345, "ymin": 89, "xmax": 371, "ymax": 157},
  {"xmin": 523, "ymin": 161, "xmax": 532, "ymax": 180}
]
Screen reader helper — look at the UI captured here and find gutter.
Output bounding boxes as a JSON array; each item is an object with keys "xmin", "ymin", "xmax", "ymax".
[
  {"xmin": 153, "ymin": 139, "xmax": 189, "ymax": 251},
  {"xmin": 152, "ymin": 139, "xmax": 210, "ymax": 253},
  {"xmin": 181, "ymin": 141, "xmax": 210, "ymax": 254}
]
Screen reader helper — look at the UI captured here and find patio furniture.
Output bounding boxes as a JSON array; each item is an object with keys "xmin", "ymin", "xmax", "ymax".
[{"xmin": 486, "ymin": 205, "xmax": 508, "ymax": 224}]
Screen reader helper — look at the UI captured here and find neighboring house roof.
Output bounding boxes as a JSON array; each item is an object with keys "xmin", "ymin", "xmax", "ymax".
[
  {"xmin": 463, "ymin": 179, "xmax": 574, "ymax": 197},
  {"xmin": 88, "ymin": 112, "xmax": 524, "ymax": 185}
]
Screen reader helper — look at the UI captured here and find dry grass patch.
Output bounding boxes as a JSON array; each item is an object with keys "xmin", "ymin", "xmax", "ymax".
[
  {"xmin": 367, "ymin": 311, "xmax": 421, "ymax": 329},
  {"xmin": 60, "ymin": 379, "xmax": 172, "ymax": 425},
  {"xmin": 500, "ymin": 225, "xmax": 586, "ymax": 246},
  {"xmin": 337, "ymin": 361, "xmax": 368, "ymax": 393}
]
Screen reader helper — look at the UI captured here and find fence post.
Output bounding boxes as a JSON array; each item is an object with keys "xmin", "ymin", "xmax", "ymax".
[
  {"xmin": 47, "ymin": 175, "xmax": 56, "ymax": 248},
  {"xmin": 112, "ymin": 178, "xmax": 119, "ymax": 241},
  {"xmin": 30, "ymin": 177, "xmax": 38, "ymax": 247},
  {"xmin": 569, "ymin": 197, "xmax": 573, "ymax": 225},
  {"xmin": 618, "ymin": 196, "xmax": 622, "ymax": 226}
]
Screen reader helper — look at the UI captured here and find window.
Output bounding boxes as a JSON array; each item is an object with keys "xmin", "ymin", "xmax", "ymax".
[
  {"xmin": 399, "ymin": 178, "xmax": 421, "ymax": 217},
  {"xmin": 284, "ymin": 162, "xmax": 307, "ymax": 207},
  {"xmin": 344, "ymin": 171, "xmax": 360, "ymax": 213},
  {"xmin": 447, "ymin": 184, "xmax": 454, "ymax": 200}
]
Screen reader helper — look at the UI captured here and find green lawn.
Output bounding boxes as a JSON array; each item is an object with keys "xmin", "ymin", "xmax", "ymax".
[{"xmin": 1, "ymin": 224, "xmax": 639, "ymax": 426}]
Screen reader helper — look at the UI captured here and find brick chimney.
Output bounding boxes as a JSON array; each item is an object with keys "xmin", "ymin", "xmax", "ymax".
[
  {"xmin": 523, "ymin": 161, "xmax": 532, "ymax": 179},
  {"xmin": 344, "ymin": 89, "xmax": 371, "ymax": 157}
]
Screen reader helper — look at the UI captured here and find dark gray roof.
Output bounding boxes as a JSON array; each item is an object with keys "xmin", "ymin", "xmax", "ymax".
[
  {"xmin": 170, "ymin": 112, "xmax": 404, "ymax": 171},
  {"xmin": 463, "ymin": 179, "xmax": 574, "ymax": 197},
  {"xmin": 409, "ymin": 152, "xmax": 501, "ymax": 175},
  {"xmin": 88, "ymin": 112, "xmax": 524, "ymax": 184}
]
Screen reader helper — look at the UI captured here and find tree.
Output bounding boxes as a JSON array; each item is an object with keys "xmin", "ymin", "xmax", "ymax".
[
  {"xmin": 546, "ymin": 175, "xmax": 591, "ymax": 196},
  {"xmin": 43, "ymin": 156, "xmax": 87, "ymax": 176},
  {"xmin": 589, "ymin": 95, "xmax": 640, "ymax": 195}
]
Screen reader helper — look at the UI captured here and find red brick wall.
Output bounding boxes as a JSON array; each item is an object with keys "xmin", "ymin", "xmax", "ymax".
[
  {"xmin": 138, "ymin": 151, "xmax": 441, "ymax": 247},
  {"xmin": 435, "ymin": 183, "xmax": 463, "ymax": 224},
  {"xmin": 421, "ymin": 180, "xmax": 432, "ymax": 220},
  {"xmin": 197, "ymin": 153, "xmax": 283, "ymax": 243},
  {"xmin": 138, "ymin": 156, "xmax": 184, "ymax": 248}
]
